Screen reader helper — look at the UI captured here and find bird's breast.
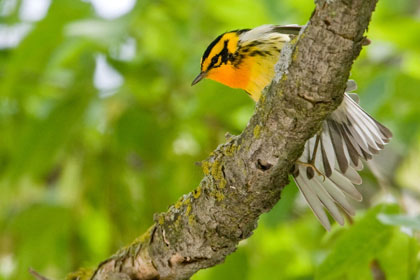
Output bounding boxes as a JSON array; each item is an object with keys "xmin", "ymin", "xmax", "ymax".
[
  {"xmin": 207, "ymin": 60, "xmax": 252, "ymax": 91},
  {"xmin": 207, "ymin": 54, "xmax": 278, "ymax": 101}
]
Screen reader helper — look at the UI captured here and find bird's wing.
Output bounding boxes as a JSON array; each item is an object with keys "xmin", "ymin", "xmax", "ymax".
[
  {"xmin": 239, "ymin": 24, "xmax": 301, "ymax": 43},
  {"xmin": 271, "ymin": 25, "xmax": 302, "ymax": 35}
]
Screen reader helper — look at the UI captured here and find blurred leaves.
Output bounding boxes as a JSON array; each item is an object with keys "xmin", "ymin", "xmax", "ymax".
[
  {"xmin": 316, "ymin": 204, "xmax": 398, "ymax": 280},
  {"xmin": 378, "ymin": 213, "xmax": 420, "ymax": 230},
  {"xmin": 0, "ymin": 0, "xmax": 420, "ymax": 279}
]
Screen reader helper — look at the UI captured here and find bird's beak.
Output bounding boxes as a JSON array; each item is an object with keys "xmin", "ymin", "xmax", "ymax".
[{"xmin": 191, "ymin": 72, "xmax": 206, "ymax": 86}]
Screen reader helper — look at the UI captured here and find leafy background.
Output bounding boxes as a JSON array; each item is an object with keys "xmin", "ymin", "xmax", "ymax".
[{"xmin": 0, "ymin": 0, "xmax": 420, "ymax": 279}]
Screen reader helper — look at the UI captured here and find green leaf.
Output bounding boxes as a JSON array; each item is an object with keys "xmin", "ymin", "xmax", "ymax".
[
  {"xmin": 377, "ymin": 213, "xmax": 420, "ymax": 230},
  {"xmin": 377, "ymin": 229, "xmax": 419, "ymax": 280},
  {"xmin": 315, "ymin": 204, "xmax": 399, "ymax": 280},
  {"xmin": 5, "ymin": 204, "xmax": 74, "ymax": 279}
]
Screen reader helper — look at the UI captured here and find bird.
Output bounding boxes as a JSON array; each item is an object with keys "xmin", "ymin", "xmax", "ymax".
[{"xmin": 191, "ymin": 24, "xmax": 393, "ymax": 230}]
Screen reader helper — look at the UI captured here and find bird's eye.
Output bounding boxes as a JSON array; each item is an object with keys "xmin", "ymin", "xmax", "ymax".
[{"xmin": 211, "ymin": 56, "xmax": 218, "ymax": 64}]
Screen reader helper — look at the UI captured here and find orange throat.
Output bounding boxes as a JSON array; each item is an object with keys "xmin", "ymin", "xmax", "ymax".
[
  {"xmin": 207, "ymin": 63, "xmax": 251, "ymax": 91},
  {"xmin": 206, "ymin": 56, "xmax": 276, "ymax": 102}
]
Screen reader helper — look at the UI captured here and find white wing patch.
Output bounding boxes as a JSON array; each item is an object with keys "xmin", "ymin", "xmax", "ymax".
[{"xmin": 239, "ymin": 24, "xmax": 291, "ymax": 43}]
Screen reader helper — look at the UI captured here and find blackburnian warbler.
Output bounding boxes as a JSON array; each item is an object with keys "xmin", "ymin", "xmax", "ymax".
[{"xmin": 192, "ymin": 24, "xmax": 392, "ymax": 230}]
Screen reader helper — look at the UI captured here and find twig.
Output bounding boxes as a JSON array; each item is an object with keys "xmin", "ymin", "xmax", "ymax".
[{"xmin": 29, "ymin": 268, "xmax": 51, "ymax": 280}]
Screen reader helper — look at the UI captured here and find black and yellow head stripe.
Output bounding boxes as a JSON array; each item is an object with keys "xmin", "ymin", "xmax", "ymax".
[{"xmin": 201, "ymin": 29, "xmax": 250, "ymax": 72}]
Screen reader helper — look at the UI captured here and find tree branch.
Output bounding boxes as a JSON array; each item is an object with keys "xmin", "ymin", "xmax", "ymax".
[{"xmin": 66, "ymin": 0, "xmax": 378, "ymax": 279}]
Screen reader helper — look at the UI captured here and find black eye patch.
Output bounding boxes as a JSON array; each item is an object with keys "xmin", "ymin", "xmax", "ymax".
[
  {"xmin": 208, "ymin": 55, "xmax": 221, "ymax": 69},
  {"xmin": 208, "ymin": 40, "xmax": 231, "ymax": 69}
]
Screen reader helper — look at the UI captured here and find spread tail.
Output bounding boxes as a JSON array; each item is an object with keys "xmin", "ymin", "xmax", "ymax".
[{"xmin": 294, "ymin": 81, "xmax": 392, "ymax": 230}]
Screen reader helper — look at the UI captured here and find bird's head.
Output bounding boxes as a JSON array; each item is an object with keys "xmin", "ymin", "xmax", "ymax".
[
  {"xmin": 192, "ymin": 25, "xmax": 297, "ymax": 100},
  {"xmin": 192, "ymin": 30, "xmax": 251, "ymax": 90}
]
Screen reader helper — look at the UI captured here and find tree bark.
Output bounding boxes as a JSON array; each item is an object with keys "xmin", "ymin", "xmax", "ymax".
[{"xmin": 68, "ymin": 0, "xmax": 379, "ymax": 279}]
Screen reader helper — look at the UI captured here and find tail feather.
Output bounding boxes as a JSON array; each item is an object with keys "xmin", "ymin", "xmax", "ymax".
[
  {"xmin": 338, "ymin": 124, "xmax": 361, "ymax": 168},
  {"xmin": 329, "ymin": 169, "xmax": 363, "ymax": 201},
  {"xmin": 327, "ymin": 120, "xmax": 349, "ymax": 173},
  {"xmin": 342, "ymin": 165, "xmax": 362, "ymax": 185},
  {"xmin": 320, "ymin": 177, "xmax": 355, "ymax": 216},
  {"xmin": 295, "ymin": 150, "xmax": 332, "ymax": 230},
  {"xmin": 293, "ymin": 84, "xmax": 392, "ymax": 230},
  {"xmin": 320, "ymin": 124, "xmax": 335, "ymax": 175},
  {"xmin": 312, "ymin": 178, "xmax": 345, "ymax": 225},
  {"xmin": 295, "ymin": 167, "xmax": 331, "ymax": 230}
]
